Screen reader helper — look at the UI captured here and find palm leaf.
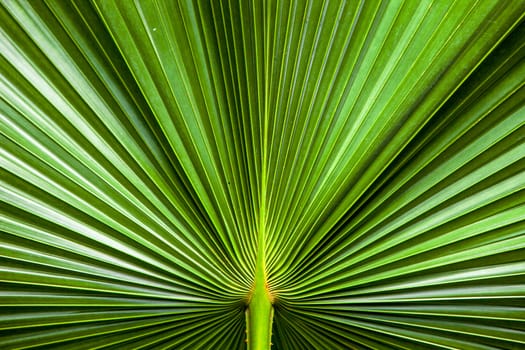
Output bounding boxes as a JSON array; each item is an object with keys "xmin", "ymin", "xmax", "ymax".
[{"xmin": 1, "ymin": 0, "xmax": 524, "ymax": 349}]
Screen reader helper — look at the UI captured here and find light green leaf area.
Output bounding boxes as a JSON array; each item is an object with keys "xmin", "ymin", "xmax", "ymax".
[{"xmin": 1, "ymin": 1, "xmax": 524, "ymax": 349}]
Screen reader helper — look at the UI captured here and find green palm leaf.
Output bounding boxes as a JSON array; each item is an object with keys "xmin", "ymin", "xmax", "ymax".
[{"xmin": 1, "ymin": 0, "xmax": 524, "ymax": 349}]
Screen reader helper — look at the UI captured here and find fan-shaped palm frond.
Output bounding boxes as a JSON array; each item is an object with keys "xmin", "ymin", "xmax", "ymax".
[{"xmin": 1, "ymin": 0, "xmax": 524, "ymax": 349}]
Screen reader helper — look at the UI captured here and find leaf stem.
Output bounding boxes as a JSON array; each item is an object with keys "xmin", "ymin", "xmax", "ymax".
[{"xmin": 246, "ymin": 229, "xmax": 273, "ymax": 349}]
